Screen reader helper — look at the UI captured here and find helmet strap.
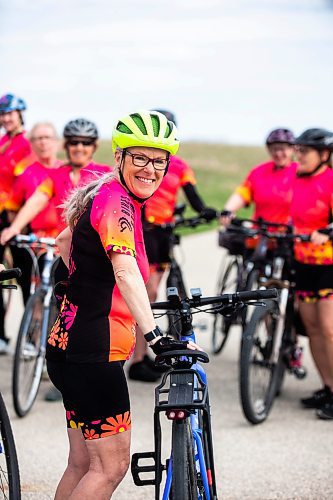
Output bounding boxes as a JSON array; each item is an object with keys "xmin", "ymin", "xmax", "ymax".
[
  {"xmin": 296, "ymin": 159, "xmax": 328, "ymax": 177},
  {"xmin": 118, "ymin": 150, "xmax": 153, "ymax": 203}
]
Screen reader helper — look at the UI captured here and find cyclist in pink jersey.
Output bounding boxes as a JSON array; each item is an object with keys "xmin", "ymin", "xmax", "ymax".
[
  {"xmin": 5, "ymin": 122, "xmax": 62, "ymax": 238},
  {"xmin": 44, "ymin": 110, "xmax": 200, "ymax": 498},
  {"xmin": 0, "ymin": 118, "xmax": 111, "ymax": 244},
  {"xmin": 129, "ymin": 109, "xmax": 217, "ymax": 382},
  {"xmin": 0, "ymin": 94, "xmax": 36, "ymax": 353},
  {"xmin": 291, "ymin": 129, "xmax": 333, "ymax": 420},
  {"xmin": 221, "ymin": 128, "xmax": 296, "ymax": 224}
]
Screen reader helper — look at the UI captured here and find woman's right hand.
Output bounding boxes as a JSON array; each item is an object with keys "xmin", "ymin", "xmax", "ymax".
[
  {"xmin": 0, "ymin": 264, "xmax": 6, "ymax": 272},
  {"xmin": 0, "ymin": 226, "xmax": 19, "ymax": 246},
  {"xmin": 219, "ymin": 210, "xmax": 234, "ymax": 227}
]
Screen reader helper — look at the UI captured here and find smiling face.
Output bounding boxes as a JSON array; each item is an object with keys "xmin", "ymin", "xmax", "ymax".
[
  {"xmin": 65, "ymin": 136, "xmax": 97, "ymax": 168},
  {"xmin": 0, "ymin": 110, "xmax": 22, "ymax": 134},
  {"xmin": 115, "ymin": 146, "xmax": 167, "ymax": 199},
  {"xmin": 267, "ymin": 143, "xmax": 294, "ymax": 168}
]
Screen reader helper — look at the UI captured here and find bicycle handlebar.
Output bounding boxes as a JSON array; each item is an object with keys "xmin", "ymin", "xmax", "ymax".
[
  {"xmin": 0, "ymin": 268, "xmax": 22, "ymax": 282},
  {"xmin": 151, "ymin": 288, "xmax": 278, "ymax": 311},
  {"xmin": 158, "ymin": 215, "xmax": 214, "ymax": 230},
  {"xmin": 226, "ymin": 224, "xmax": 311, "ymax": 242},
  {"xmin": 12, "ymin": 234, "xmax": 56, "ymax": 247}
]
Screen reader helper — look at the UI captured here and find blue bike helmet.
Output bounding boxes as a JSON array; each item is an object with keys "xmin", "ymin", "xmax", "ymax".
[{"xmin": 0, "ymin": 94, "xmax": 27, "ymax": 114}]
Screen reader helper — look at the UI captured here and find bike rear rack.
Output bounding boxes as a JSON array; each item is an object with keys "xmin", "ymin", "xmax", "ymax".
[{"xmin": 131, "ymin": 367, "xmax": 209, "ymax": 496}]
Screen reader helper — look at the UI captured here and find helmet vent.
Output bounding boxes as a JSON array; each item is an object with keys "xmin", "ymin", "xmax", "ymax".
[
  {"xmin": 151, "ymin": 115, "xmax": 160, "ymax": 136},
  {"xmin": 164, "ymin": 122, "xmax": 172, "ymax": 138},
  {"xmin": 131, "ymin": 114, "xmax": 148, "ymax": 135},
  {"xmin": 117, "ymin": 122, "xmax": 133, "ymax": 134}
]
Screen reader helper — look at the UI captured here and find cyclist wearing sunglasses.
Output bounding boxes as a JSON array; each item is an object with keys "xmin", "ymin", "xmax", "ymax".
[
  {"xmin": 291, "ymin": 128, "xmax": 333, "ymax": 420},
  {"xmin": 0, "ymin": 118, "xmax": 111, "ymax": 245},
  {"xmin": 129, "ymin": 109, "xmax": 217, "ymax": 382},
  {"xmin": 0, "ymin": 93, "xmax": 36, "ymax": 354},
  {"xmin": 44, "ymin": 110, "xmax": 200, "ymax": 498}
]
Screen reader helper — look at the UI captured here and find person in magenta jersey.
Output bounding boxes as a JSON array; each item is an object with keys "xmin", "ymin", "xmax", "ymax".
[
  {"xmin": 5, "ymin": 122, "xmax": 62, "ymax": 238},
  {"xmin": 0, "ymin": 118, "xmax": 111, "ymax": 243},
  {"xmin": 129, "ymin": 109, "xmax": 217, "ymax": 382},
  {"xmin": 221, "ymin": 128, "xmax": 297, "ymax": 224},
  {"xmin": 44, "ymin": 110, "xmax": 200, "ymax": 498},
  {"xmin": 0, "ymin": 93, "xmax": 36, "ymax": 354},
  {"xmin": 291, "ymin": 129, "xmax": 333, "ymax": 420}
]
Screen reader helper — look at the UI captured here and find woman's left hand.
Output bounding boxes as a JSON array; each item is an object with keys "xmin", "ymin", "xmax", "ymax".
[
  {"xmin": 0, "ymin": 264, "xmax": 6, "ymax": 273},
  {"xmin": 310, "ymin": 230, "xmax": 329, "ymax": 245}
]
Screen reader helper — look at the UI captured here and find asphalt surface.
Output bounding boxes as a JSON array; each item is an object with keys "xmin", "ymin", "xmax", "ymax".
[{"xmin": 1, "ymin": 230, "xmax": 332, "ymax": 499}]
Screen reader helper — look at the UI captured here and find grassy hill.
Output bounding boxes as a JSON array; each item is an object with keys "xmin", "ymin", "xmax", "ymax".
[{"xmin": 92, "ymin": 141, "xmax": 267, "ymax": 222}]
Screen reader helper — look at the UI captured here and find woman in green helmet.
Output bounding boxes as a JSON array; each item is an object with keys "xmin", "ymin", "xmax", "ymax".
[{"xmin": 45, "ymin": 110, "xmax": 200, "ymax": 498}]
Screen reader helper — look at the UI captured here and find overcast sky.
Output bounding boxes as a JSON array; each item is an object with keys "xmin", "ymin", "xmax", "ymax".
[{"xmin": 1, "ymin": 0, "xmax": 333, "ymax": 144}]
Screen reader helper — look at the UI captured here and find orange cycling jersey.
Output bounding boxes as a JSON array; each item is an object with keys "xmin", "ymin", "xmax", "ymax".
[
  {"xmin": 291, "ymin": 166, "xmax": 333, "ymax": 265},
  {"xmin": 0, "ymin": 131, "xmax": 36, "ymax": 211},
  {"xmin": 235, "ymin": 161, "xmax": 297, "ymax": 224},
  {"xmin": 144, "ymin": 155, "xmax": 196, "ymax": 225}
]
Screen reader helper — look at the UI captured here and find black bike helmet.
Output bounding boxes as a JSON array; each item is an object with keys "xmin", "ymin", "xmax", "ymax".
[
  {"xmin": 295, "ymin": 128, "xmax": 333, "ymax": 151},
  {"xmin": 152, "ymin": 109, "xmax": 177, "ymax": 126},
  {"xmin": 266, "ymin": 128, "xmax": 295, "ymax": 145},
  {"xmin": 63, "ymin": 118, "xmax": 99, "ymax": 140}
]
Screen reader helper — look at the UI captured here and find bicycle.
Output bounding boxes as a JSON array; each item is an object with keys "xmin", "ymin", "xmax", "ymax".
[
  {"xmin": 11, "ymin": 234, "xmax": 59, "ymax": 418},
  {"xmin": 0, "ymin": 267, "xmax": 22, "ymax": 499},
  {"xmin": 238, "ymin": 228, "xmax": 311, "ymax": 424},
  {"xmin": 211, "ymin": 218, "xmax": 292, "ymax": 355},
  {"xmin": 156, "ymin": 206, "xmax": 215, "ymax": 337},
  {"xmin": 131, "ymin": 286, "xmax": 277, "ymax": 499}
]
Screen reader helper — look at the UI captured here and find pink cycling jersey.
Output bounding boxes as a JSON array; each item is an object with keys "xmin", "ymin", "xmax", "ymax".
[
  {"xmin": 291, "ymin": 166, "xmax": 333, "ymax": 265},
  {"xmin": 235, "ymin": 161, "xmax": 297, "ymax": 224},
  {"xmin": 144, "ymin": 155, "xmax": 196, "ymax": 225},
  {"xmin": 0, "ymin": 131, "xmax": 36, "ymax": 211},
  {"xmin": 38, "ymin": 162, "xmax": 112, "ymax": 231},
  {"xmin": 5, "ymin": 160, "xmax": 63, "ymax": 236}
]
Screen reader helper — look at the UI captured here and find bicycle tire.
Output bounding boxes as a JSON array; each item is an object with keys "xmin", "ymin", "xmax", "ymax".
[
  {"xmin": 242, "ymin": 268, "xmax": 260, "ymax": 326},
  {"xmin": 239, "ymin": 299, "xmax": 283, "ymax": 424},
  {"xmin": 2, "ymin": 249, "xmax": 14, "ymax": 317},
  {"xmin": 166, "ymin": 263, "xmax": 186, "ymax": 338},
  {"xmin": 212, "ymin": 258, "xmax": 240, "ymax": 354},
  {"xmin": 171, "ymin": 419, "xmax": 198, "ymax": 500},
  {"xmin": 12, "ymin": 290, "xmax": 48, "ymax": 418},
  {"xmin": 0, "ymin": 392, "xmax": 21, "ymax": 499}
]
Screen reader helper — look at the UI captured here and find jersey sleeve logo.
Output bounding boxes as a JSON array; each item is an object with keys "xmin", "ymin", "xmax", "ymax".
[{"xmin": 118, "ymin": 195, "xmax": 134, "ymax": 233}]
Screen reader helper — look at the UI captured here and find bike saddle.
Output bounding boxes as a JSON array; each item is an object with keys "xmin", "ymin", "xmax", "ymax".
[{"xmin": 155, "ymin": 349, "xmax": 209, "ymax": 366}]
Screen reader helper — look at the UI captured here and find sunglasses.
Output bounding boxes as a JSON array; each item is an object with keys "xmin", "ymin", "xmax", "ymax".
[{"xmin": 67, "ymin": 139, "xmax": 96, "ymax": 147}]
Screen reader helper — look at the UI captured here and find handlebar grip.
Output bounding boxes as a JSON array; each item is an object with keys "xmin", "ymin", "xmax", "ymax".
[
  {"xmin": 0, "ymin": 267, "xmax": 22, "ymax": 282},
  {"xmin": 234, "ymin": 288, "xmax": 278, "ymax": 301}
]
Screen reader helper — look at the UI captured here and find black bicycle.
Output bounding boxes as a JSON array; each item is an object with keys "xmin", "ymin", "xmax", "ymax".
[
  {"xmin": 238, "ymin": 229, "xmax": 311, "ymax": 424},
  {"xmin": 0, "ymin": 268, "xmax": 22, "ymax": 499},
  {"xmin": 212, "ymin": 218, "xmax": 292, "ymax": 354},
  {"xmin": 131, "ymin": 286, "xmax": 277, "ymax": 499}
]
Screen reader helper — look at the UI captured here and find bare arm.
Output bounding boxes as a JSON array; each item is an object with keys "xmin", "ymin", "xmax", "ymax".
[
  {"xmin": 0, "ymin": 191, "xmax": 49, "ymax": 245},
  {"xmin": 220, "ymin": 192, "xmax": 247, "ymax": 225},
  {"xmin": 111, "ymin": 252, "xmax": 156, "ymax": 337},
  {"xmin": 55, "ymin": 226, "xmax": 72, "ymax": 268}
]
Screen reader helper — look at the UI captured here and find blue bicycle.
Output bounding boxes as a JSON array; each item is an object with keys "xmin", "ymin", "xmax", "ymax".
[{"xmin": 132, "ymin": 286, "xmax": 277, "ymax": 499}]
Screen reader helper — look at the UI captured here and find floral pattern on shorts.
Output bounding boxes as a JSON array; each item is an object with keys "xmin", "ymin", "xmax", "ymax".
[
  {"xmin": 47, "ymin": 296, "xmax": 78, "ymax": 351},
  {"xmin": 66, "ymin": 409, "xmax": 132, "ymax": 440}
]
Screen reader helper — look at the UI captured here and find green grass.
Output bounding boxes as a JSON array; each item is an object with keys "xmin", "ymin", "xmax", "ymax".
[{"xmin": 89, "ymin": 140, "xmax": 268, "ymax": 232}]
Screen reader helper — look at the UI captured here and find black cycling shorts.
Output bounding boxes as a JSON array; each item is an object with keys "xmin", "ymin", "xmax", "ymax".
[
  {"xmin": 294, "ymin": 261, "xmax": 333, "ymax": 302},
  {"xmin": 143, "ymin": 225, "xmax": 172, "ymax": 269},
  {"xmin": 47, "ymin": 360, "xmax": 131, "ymax": 440}
]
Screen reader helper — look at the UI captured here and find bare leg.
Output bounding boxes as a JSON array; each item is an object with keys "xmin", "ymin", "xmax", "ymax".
[
  {"xmin": 55, "ymin": 429, "xmax": 90, "ymax": 499},
  {"xmin": 299, "ymin": 300, "xmax": 333, "ymax": 389},
  {"xmin": 69, "ymin": 430, "xmax": 131, "ymax": 500}
]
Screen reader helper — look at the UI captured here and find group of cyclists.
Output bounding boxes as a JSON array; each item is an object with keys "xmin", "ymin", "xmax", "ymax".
[{"xmin": 1, "ymin": 91, "xmax": 333, "ymax": 497}]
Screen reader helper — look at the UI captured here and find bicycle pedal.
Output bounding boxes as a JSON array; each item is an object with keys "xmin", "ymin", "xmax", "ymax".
[
  {"xmin": 131, "ymin": 451, "xmax": 159, "ymax": 486},
  {"xmin": 290, "ymin": 366, "xmax": 307, "ymax": 380}
]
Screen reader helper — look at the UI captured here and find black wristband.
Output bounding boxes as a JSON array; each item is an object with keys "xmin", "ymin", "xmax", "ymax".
[{"xmin": 144, "ymin": 325, "xmax": 163, "ymax": 343}]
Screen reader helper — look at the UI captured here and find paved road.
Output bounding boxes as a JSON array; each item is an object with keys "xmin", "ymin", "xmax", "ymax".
[{"xmin": 1, "ymin": 230, "xmax": 332, "ymax": 499}]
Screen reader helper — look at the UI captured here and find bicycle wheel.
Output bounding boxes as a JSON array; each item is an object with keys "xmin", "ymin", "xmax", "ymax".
[
  {"xmin": 171, "ymin": 419, "xmax": 198, "ymax": 500},
  {"xmin": 211, "ymin": 257, "xmax": 240, "ymax": 354},
  {"xmin": 12, "ymin": 290, "xmax": 48, "ymax": 418},
  {"xmin": 242, "ymin": 268, "xmax": 261, "ymax": 326},
  {"xmin": 0, "ymin": 393, "xmax": 21, "ymax": 499},
  {"xmin": 2, "ymin": 249, "xmax": 14, "ymax": 317},
  {"xmin": 240, "ymin": 299, "xmax": 283, "ymax": 424},
  {"xmin": 166, "ymin": 263, "xmax": 186, "ymax": 337}
]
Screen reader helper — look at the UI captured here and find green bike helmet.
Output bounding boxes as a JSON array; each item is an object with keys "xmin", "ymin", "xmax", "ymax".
[{"xmin": 112, "ymin": 110, "xmax": 179, "ymax": 155}]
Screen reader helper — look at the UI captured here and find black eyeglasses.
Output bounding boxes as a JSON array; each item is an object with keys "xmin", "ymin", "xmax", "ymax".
[
  {"xmin": 67, "ymin": 139, "xmax": 96, "ymax": 147},
  {"xmin": 125, "ymin": 151, "xmax": 169, "ymax": 170}
]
